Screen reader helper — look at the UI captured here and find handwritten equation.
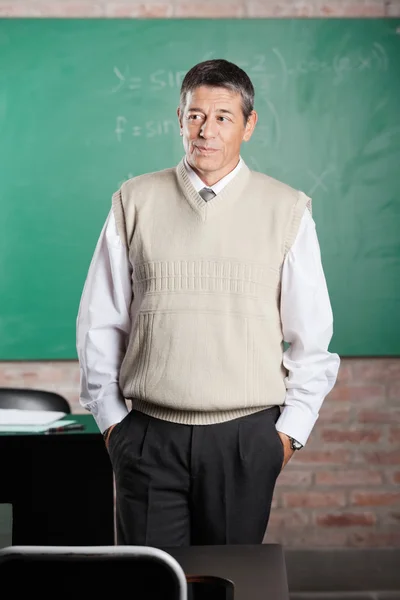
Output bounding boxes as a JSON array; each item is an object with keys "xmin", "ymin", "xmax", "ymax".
[
  {"xmin": 110, "ymin": 42, "xmax": 389, "ymax": 96},
  {"xmin": 111, "ymin": 68, "xmax": 187, "ymax": 93},
  {"xmin": 115, "ymin": 116, "xmax": 179, "ymax": 141}
]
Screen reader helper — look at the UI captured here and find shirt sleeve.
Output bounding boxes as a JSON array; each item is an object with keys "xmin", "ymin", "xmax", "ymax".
[
  {"xmin": 76, "ymin": 209, "xmax": 131, "ymax": 433},
  {"xmin": 276, "ymin": 209, "xmax": 341, "ymax": 446}
]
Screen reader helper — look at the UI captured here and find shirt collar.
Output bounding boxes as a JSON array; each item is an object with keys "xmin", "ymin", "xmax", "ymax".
[{"xmin": 183, "ymin": 156, "xmax": 243, "ymax": 195}]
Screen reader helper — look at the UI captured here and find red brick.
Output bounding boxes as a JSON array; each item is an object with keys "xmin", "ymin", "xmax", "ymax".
[
  {"xmin": 318, "ymin": 3, "xmax": 385, "ymax": 17},
  {"xmin": 321, "ymin": 428, "xmax": 381, "ymax": 443},
  {"xmin": 315, "ymin": 512, "xmax": 376, "ymax": 527},
  {"xmin": 319, "ymin": 404, "xmax": 351, "ymax": 423},
  {"xmin": 282, "ymin": 491, "xmax": 346, "ymax": 508},
  {"xmin": 294, "ymin": 449, "xmax": 351, "ymax": 465},
  {"xmin": 350, "ymin": 491, "xmax": 400, "ymax": 507},
  {"xmin": 276, "ymin": 470, "xmax": 313, "ymax": 487},
  {"xmin": 327, "ymin": 384, "xmax": 385, "ymax": 403},
  {"xmin": 362, "ymin": 450, "xmax": 400, "ymax": 465},
  {"xmin": 18, "ymin": 2, "xmax": 104, "ymax": 17},
  {"xmin": 267, "ymin": 510, "xmax": 309, "ymax": 529},
  {"xmin": 247, "ymin": 2, "xmax": 317, "ymax": 18},
  {"xmin": 336, "ymin": 361, "xmax": 354, "ymax": 383},
  {"xmin": 389, "ymin": 428, "xmax": 400, "ymax": 443},
  {"xmin": 343, "ymin": 3, "xmax": 386, "ymax": 17},
  {"xmin": 0, "ymin": 361, "xmax": 71, "ymax": 386},
  {"xmin": 271, "ymin": 495, "xmax": 279, "ymax": 510},
  {"xmin": 279, "ymin": 530, "xmax": 348, "ymax": 548},
  {"xmin": 392, "ymin": 472, "xmax": 400, "ymax": 484},
  {"xmin": 24, "ymin": 366, "xmax": 67, "ymax": 385},
  {"xmin": 352, "ymin": 359, "xmax": 400, "ymax": 382},
  {"xmin": 315, "ymin": 470, "xmax": 383, "ymax": 487},
  {"xmin": 0, "ymin": 363, "xmax": 30, "ymax": 385},
  {"xmin": 105, "ymin": 3, "xmax": 172, "ymax": 18},
  {"xmin": 348, "ymin": 531, "xmax": 400, "ymax": 548},
  {"xmin": 358, "ymin": 409, "xmax": 400, "ymax": 424},
  {"xmin": 174, "ymin": 3, "xmax": 244, "ymax": 17},
  {"xmin": 263, "ymin": 529, "xmax": 282, "ymax": 544},
  {"xmin": 388, "ymin": 381, "xmax": 400, "ymax": 400},
  {"xmin": 0, "ymin": 2, "xmax": 40, "ymax": 16},
  {"xmin": 277, "ymin": 3, "xmax": 315, "ymax": 18},
  {"xmin": 246, "ymin": 3, "xmax": 286, "ymax": 17},
  {"xmin": 388, "ymin": 512, "xmax": 400, "ymax": 525},
  {"xmin": 319, "ymin": 5, "xmax": 336, "ymax": 15},
  {"xmin": 387, "ymin": 2, "xmax": 400, "ymax": 17},
  {"xmin": 325, "ymin": 385, "xmax": 351, "ymax": 402}
]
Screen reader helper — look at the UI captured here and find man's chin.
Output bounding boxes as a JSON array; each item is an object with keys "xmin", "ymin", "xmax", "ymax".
[{"xmin": 190, "ymin": 156, "xmax": 222, "ymax": 172}]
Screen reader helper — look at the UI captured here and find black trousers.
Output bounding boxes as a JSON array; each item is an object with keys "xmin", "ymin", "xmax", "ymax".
[{"xmin": 108, "ymin": 405, "xmax": 284, "ymax": 547}]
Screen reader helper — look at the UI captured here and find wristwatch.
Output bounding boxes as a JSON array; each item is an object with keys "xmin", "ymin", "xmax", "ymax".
[{"xmin": 288, "ymin": 436, "xmax": 303, "ymax": 451}]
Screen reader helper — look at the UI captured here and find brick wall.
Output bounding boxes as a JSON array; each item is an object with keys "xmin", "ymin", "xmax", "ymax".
[
  {"xmin": 1, "ymin": 357, "xmax": 400, "ymax": 547},
  {"xmin": 1, "ymin": 0, "xmax": 400, "ymax": 18},
  {"xmin": 1, "ymin": 0, "xmax": 399, "ymax": 548}
]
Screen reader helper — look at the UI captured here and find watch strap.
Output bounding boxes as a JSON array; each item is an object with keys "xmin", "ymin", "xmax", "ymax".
[{"xmin": 288, "ymin": 436, "xmax": 303, "ymax": 450}]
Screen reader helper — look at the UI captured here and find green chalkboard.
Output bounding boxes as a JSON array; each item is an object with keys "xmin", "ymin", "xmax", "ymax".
[{"xmin": 0, "ymin": 18, "xmax": 399, "ymax": 359}]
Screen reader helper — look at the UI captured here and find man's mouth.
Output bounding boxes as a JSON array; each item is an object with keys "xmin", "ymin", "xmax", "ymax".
[{"xmin": 194, "ymin": 146, "xmax": 219, "ymax": 154}]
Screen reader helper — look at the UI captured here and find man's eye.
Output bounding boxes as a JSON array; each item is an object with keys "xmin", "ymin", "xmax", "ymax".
[
  {"xmin": 188, "ymin": 115, "xmax": 201, "ymax": 120},
  {"xmin": 218, "ymin": 116, "xmax": 229, "ymax": 122}
]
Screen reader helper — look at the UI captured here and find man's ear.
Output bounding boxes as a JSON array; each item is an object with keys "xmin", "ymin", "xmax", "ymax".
[
  {"xmin": 177, "ymin": 106, "xmax": 183, "ymax": 134},
  {"xmin": 243, "ymin": 110, "xmax": 258, "ymax": 142}
]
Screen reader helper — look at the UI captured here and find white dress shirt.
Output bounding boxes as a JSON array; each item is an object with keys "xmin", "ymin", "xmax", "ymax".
[{"xmin": 77, "ymin": 159, "xmax": 340, "ymax": 445}]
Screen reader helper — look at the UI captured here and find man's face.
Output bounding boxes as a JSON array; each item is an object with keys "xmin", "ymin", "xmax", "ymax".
[{"xmin": 177, "ymin": 85, "xmax": 257, "ymax": 186}]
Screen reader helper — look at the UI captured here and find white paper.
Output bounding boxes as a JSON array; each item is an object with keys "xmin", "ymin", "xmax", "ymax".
[
  {"xmin": 0, "ymin": 409, "xmax": 66, "ymax": 426},
  {"xmin": 0, "ymin": 419, "xmax": 76, "ymax": 433}
]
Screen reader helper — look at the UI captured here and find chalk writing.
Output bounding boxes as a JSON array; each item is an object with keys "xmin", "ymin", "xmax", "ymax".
[
  {"xmin": 111, "ymin": 68, "xmax": 187, "ymax": 93},
  {"xmin": 111, "ymin": 67, "xmax": 142, "ymax": 92},
  {"xmin": 307, "ymin": 166, "xmax": 336, "ymax": 196},
  {"xmin": 150, "ymin": 69, "xmax": 187, "ymax": 91},
  {"xmin": 257, "ymin": 98, "xmax": 281, "ymax": 147},
  {"xmin": 110, "ymin": 42, "xmax": 389, "ymax": 97},
  {"xmin": 115, "ymin": 116, "xmax": 127, "ymax": 142},
  {"xmin": 115, "ymin": 116, "xmax": 178, "ymax": 141},
  {"xmin": 272, "ymin": 43, "xmax": 388, "ymax": 88}
]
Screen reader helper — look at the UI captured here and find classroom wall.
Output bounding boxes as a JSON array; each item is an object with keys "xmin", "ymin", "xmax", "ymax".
[{"xmin": 1, "ymin": 0, "xmax": 399, "ymax": 548}]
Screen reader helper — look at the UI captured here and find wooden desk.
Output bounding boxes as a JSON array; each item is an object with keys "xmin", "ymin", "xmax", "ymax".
[{"xmin": 0, "ymin": 414, "xmax": 114, "ymax": 545}]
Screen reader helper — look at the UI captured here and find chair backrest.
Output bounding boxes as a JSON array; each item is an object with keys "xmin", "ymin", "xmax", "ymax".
[
  {"xmin": 0, "ymin": 388, "xmax": 71, "ymax": 413},
  {"xmin": 0, "ymin": 545, "xmax": 187, "ymax": 599}
]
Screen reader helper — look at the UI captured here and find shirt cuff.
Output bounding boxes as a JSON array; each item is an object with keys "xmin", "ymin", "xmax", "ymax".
[
  {"xmin": 275, "ymin": 403, "xmax": 319, "ymax": 447},
  {"xmin": 80, "ymin": 396, "xmax": 129, "ymax": 434}
]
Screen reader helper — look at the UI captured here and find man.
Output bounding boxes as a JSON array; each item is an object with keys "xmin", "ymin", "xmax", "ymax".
[{"xmin": 77, "ymin": 59, "xmax": 340, "ymax": 548}]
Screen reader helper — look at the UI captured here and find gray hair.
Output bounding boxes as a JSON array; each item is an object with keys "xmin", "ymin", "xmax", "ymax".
[{"xmin": 179, "ymin": 59, "xmax": 255, "ymax": 124}]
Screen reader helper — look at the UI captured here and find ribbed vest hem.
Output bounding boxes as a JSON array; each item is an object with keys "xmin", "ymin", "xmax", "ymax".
[{"xmin": 129, "ymin": 397, "xmax": 279, "ymax": 425}]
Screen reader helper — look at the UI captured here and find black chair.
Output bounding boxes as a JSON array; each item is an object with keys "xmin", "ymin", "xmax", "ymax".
[
  {"xmin": 0, "ymin": 387, "xmax": 71, "ymax": 413},
  {"xmin": 0, "ymin": 545, "xmax": 188, "ymax": 599}
]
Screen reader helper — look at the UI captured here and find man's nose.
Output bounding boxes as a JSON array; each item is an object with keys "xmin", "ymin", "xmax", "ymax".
[{"xmin": 200, "ymin": 118, "xmax": 217, "ymax": 139}]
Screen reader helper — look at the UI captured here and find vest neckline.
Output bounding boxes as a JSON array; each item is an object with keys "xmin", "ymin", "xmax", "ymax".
[{"xmin": 176, "ymin": 159, "xmax": 251, "ymax": 221}]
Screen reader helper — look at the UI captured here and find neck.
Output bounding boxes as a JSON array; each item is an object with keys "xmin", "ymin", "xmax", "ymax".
[{"xmin": 187, "ymin": 158, "xmax": 240, "ymax": 187}]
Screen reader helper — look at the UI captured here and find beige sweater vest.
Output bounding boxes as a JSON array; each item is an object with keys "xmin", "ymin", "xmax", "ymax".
[{"xmin": 112, "ymin": 159, "xmax": 310, "ymax": 425}]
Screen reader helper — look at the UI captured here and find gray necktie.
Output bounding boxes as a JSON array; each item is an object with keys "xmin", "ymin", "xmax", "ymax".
[{"xmin": 199, "ymin": 187, "xmax": 216, "ymax": 202}]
